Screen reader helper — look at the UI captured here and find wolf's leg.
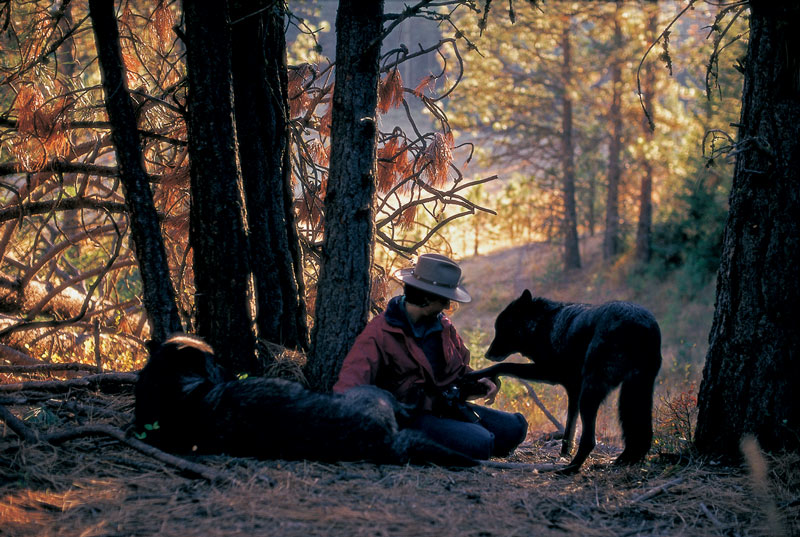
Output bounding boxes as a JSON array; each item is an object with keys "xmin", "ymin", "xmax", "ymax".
[
  {"xmin": 463, "ymin": 362, "xmax": 556, "ymax": 382},
  {"xmin": 615, "ymin": 368, "xmax": 658, "ymax": 464},
  {"xmin": 559, "ymin": 383, "xmax": 606, "ymax": 474},
  {"xmin": 561, "ymin": 386, "xmax": 579, "ymax": 457}
]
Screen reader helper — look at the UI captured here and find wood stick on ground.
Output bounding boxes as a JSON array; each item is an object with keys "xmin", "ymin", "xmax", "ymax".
[
  {"xmin": 0, "ymin": 372, "xmax": 138, "ymax": 393},
  {"xmin": 0, "ymin": 402, "xmax": 40, "ymax": 443},
  {"xmin": 481, "ymin": 460, "xmax": 560, "ymax": 472},
  {"xmin": 0, "ymin": 404, "xmax": 232, "ymax": 484},
  {"xmin": 0, "ymin": 343, "xmax": 41, "ymax": 366},
  {"xmin": 44, "ymin": 424, "xmax": 234, "ymax": 484},
  {"xmin": 0, "ymin": 363, "xmax": 105, "ymax": 374},
  {"xmin": 699, "ymin": 502, "xmax": 724, "ymax": 528},
  {"xmin": 518, "ymin": 379, "xmax": 565, "ymax": 434},
  {"xmin": 630, "ymin": 476, "xmax": 685, "ymax": 503}
]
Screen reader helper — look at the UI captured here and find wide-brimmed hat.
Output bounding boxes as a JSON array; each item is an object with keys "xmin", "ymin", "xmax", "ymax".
[{"xmin": 395, "ymin": 253, "xmax": 471, "ymax": 303}]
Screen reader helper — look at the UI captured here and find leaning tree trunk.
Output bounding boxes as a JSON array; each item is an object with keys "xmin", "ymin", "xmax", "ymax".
[
  {"xmin": 306, "ymin": 0, "xmax": 384, "ymax": 392},
  {"xmin": 635, "ymin": 7, "xmax": 658, "ymax": 264},
  {"xmin": 183, "ymin": 0, "xmax": 257, "ymax": 373},
  {"xmin": 88, "ymin": 0, "xmax": 182, "ymax": 344},
  {"xmin": 229, "ymin": 0, "xmax": 309, "ymax": 355},
  {"xmin": 604, "ymin": 5, "xmax": 623, "ymax": 261},
  {"xmin": 695, "ymin": 3, "xmax": 800, "ymax": 457},
  {"xmin": 560, "ymin": 23, "xmax": 581, "ymax": 271}
]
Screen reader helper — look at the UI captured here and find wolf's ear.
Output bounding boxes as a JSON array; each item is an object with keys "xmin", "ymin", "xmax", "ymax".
[{"xmin": 520, "ymin": 289, "xmax": 533, "ymax": 302}]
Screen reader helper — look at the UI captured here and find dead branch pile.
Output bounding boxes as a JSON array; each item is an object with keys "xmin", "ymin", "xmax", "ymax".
[{"xmin": 1, "ymin": 372, "xmax": 799, "ymax": 537}]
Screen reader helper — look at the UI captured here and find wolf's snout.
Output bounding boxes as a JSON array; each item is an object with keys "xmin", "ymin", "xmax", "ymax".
[{"xmin": 484, "ymin": 342, "xmax": 508, "ymax": 362}]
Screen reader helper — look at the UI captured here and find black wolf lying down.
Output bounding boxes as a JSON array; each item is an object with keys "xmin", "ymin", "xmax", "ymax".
[
  {"xmin": 462, "ymin": 290, "xmax": 662, "ymax": 473},
  {"xmin": 134, "ymin": 334, "xmax": 475, "ymax": 467}
]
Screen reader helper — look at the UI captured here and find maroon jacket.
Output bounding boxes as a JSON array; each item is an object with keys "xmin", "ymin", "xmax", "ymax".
[{"xmin": 333, "ymin": 306, "xmax": 472, "ymax": 411}]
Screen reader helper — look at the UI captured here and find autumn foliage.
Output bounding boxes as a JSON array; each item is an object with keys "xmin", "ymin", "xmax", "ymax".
[{"xmin": 0, "ymin": 1, "xmax": 492, "ymax": 368}]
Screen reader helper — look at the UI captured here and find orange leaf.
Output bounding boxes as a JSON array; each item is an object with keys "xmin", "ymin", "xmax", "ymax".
[
  {"xmin": 16, "ymin": 85, "xmax": 44, "ymax": 136},
  {"xmin": 412, "ymin": 75, "xmax": 435, "ymax": 98},
  {"xmin": 398, "ymin": 205, "xmax": 417, "ymax": 230},
  {"xmin": 378, "ymin": 69, "xmax": 404, "ymax": 114},
  {"xmin": 421, "ymin": 132, "xmax": 452, "ymax": 188},
  {"xmin": 151, "ymin": 2, "xmax": 175, "ymax": 47},
  {"xmin": 318, "ymin": 103, "xmax": 333, "ymax": 137}
]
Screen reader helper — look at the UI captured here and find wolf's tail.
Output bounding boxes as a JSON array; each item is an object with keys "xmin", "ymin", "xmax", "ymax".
[
  {"xmin": 392, "ymin": 429, "xmax": 478, "ymax": 467},
  {"xmin": 616, "ymin": 362, "xmax": 660, "ymax": 464}
]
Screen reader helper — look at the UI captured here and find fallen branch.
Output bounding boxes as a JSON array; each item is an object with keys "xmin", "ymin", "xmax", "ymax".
[
  {"xmin": 0, "ymin": 400, "xmax": 230, "ymax": 484},
  {"xmin": 0, "ymin": 403, "xmax": 40, "ymax": 443},
  {"xmin": 699, "ymin": 502, "xmax": 724, "ymax": 528},
  {"xmin": 0, "ymin": 372, "xmax": 137, "ymax": 393},
  {"xmin": 518, "ymin": 379, "xmax": 565, "ymax": 434},
  {"xmin": 630, "ymin": 476, "xmax": 685, "ymax": 503},
  {"xmin": 0, "ymin": 394, "xmax": 56, "ymax": 405},
  {"xmin": 44, "ymin": 424, "xmax": 234, "ymax": 484},
  {"xmin": 481, "ymin": 460, "xmax": 560, "ymax": 472},
  {"xmin": 0, "ymin": 363, "xmax": 103, "ymax": 374},
  {"xmin": 45, "ymin": 399, "xmax": 130, "ymax": 421},
  {"xmin": 0, "ymin": 344, "xmax": 41, "ymax": 366}
]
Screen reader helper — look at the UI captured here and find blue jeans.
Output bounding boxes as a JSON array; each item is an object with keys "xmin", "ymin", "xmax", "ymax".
[{"xmin": 409, "ymin": 404, "xmax": 528, "ymax": 460}]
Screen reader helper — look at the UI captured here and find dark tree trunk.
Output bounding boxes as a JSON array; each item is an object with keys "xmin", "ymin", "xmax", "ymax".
[
  {"xmin": 635, "ymin": 8, "xmax": 657, "ymax": 264},
  {"xmin": 587, "ymin": 173, "xmax": 596, "ymax": 237},
  {"xmin": 88, "ymin": 0, "xmax": 182, "ymax": 344},
  {"xmin": 695, "ymin": 3, "xmax": 800, "ymax": 457},
  {"xmin": 183, "ymin": 0, "xmax": 257, "ymax": 373},
  {"xmin": 229, "ymin": 0, "xmax": 309, "ymax": 355},
  {"xmin": 603, "ymin": 5, "xmax": 623, "ymax": 261},
  {"xmin": 560, "ymin": 25, "xmax": 581, "ymax": 270},
  {"xmin": 635, "ymin": 161, "xmax": 653, "ymax": 263},
  {"xmin": 306, "ymin": 0, "xmax": 384, "ymax": 392}
]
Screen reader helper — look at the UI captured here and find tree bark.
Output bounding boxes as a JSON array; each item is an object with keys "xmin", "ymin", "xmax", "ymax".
[
  {"xmin": 229, "ymin": 0, "xmax": 309, "ymax": 354},
  {"xmin": 306, "ymin": 0, "xmax": 384, "ymax": 392},
  {"xmin": 88, "ymin": 0, "xmax": 182, "ymax": 344},
  {"xmin": 183, "ymin": 0, "xmax": 257, "ymax": 373},
  {"xmin": 560, "ymin": 24, "xmax": 581, "ymax": 270},
  {"xmin": 603, "ymin": 3, "xmax": 623, "ymax": 261},
  {"xmin": 695, "ymin": 3, "xmax": 800, "ymax": 457}
]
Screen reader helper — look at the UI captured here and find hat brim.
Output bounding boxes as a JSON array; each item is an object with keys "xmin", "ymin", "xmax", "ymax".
[{"xmin": 395, "ymin": 267, "xmax": 472, "ymax": 303}]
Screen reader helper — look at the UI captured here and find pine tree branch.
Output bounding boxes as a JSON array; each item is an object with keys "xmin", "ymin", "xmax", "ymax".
[
  {"xmin": 0, "ymin": 199, "xmax": 128, "ymax": 224},
  {"xmin": 0, "ymin": 161, "xmax": 118, "ymax": 178}
]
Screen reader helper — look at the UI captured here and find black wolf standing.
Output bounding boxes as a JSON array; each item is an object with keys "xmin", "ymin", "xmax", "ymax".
[{"xmin": 463, "ymin": 290, "xmax": 662, "ymax": 473}]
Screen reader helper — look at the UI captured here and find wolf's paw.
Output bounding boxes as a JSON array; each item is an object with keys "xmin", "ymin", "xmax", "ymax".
[
  {"xmin": 555, "ymin": 464, "xmax": 582, "ymax": 476},
  {"xmin": 613, "ymin": 452, "xmax": 646, "ymax": 466}
]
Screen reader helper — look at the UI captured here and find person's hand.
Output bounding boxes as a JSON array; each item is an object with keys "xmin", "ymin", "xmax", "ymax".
[{"xmin": 472, "ymin": 377, "xmax": 498, "ymax": 405}]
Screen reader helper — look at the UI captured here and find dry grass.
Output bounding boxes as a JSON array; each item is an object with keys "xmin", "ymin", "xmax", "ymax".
[{"xmin": 1, "ymin": 390, "xmax": 798, "ymax": 537}]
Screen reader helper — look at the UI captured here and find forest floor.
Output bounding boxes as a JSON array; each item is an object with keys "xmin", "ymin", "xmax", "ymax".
[
  {"xmin": 1, "ymin": 401, "xmax": 798, "ymax": 537},
  {"xmin": 2, "ymin": 238, "xmax": 799, "ymax": 536}
]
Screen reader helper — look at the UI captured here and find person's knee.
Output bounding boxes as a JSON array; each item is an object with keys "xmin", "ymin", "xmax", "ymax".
[
  {"xmin": 490, "ymin": 412, "xmax": 528, "ymax": 457},
  {"xmin": 513, "ymin": 412, "xmax": 528, "ymax": 445},
  {"xmin": 456, "ymin": 428, "xmax": 494, "ymax": 460}
]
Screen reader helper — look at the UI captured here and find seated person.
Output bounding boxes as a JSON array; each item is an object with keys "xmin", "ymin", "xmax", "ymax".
[{"xmin": 334, "ymin": 253, "xmax": 527, "ymax": 460}]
